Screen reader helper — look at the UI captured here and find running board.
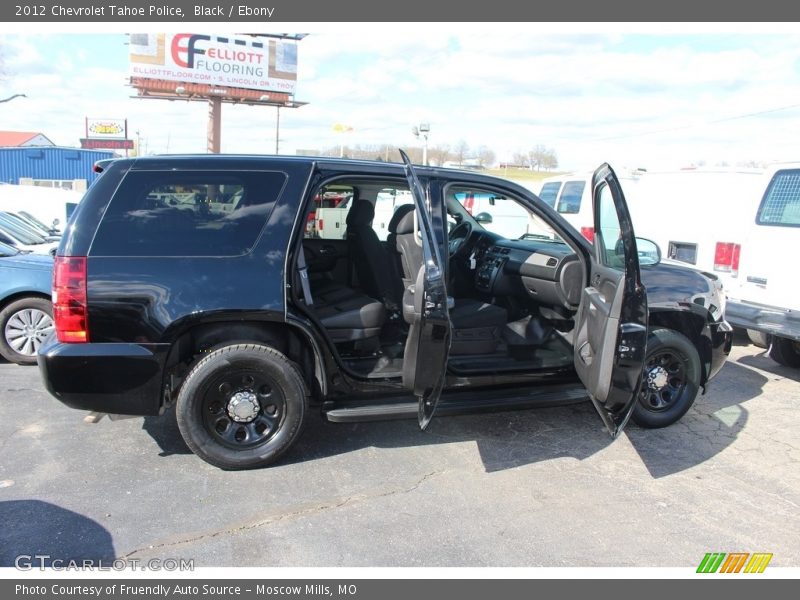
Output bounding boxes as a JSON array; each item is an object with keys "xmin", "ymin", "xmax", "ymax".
[{"xmin": 323, "ymin": 383, "xmax": 588, "ymax": 423}]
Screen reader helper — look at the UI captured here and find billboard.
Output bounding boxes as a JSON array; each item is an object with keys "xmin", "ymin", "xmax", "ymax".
[{"xmin": 129, "ymin": 33, "xmax": 297, "ymax": 95}]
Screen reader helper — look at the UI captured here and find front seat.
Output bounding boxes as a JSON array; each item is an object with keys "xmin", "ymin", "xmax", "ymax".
[
  {"xmin": 346, "ymin": 200, "xmax": 402, "ymax": 310},
  {"xmin": 393, "ymin": 208, "xmax": 507, "ymax": 354}
]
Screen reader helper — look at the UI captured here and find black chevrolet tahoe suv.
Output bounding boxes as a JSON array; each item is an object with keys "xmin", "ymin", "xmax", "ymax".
[{"xmin": 38, "ymin": 153, "xmax": 732, "ymax": 469}]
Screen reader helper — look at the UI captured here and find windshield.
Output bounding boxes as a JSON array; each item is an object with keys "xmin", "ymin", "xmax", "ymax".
[
  {"xmin": 19, "ymin": 211, "xmax": 53, "ymax": 233},
  {"xmin": 1, "ymin": 212, "xmax": 49, "ymax": 237},
  {"xmin": 450, "ymin": 188, "xmax": 565, "ymax": 243},
  {"xmin": 0, "ymin": 214, "xmax": 47, "ymax": 245},
  {"xmin": 0, "ymin": 240, "xmax": 20, "ymax": 257}
]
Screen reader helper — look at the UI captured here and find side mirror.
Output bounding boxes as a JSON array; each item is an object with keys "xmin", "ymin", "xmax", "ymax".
[
  {"xmin": 52, "ymin": 219, "xmax": 60, "ymax": 227},
  {"xmin": 636, "ymin": 237, "xmax": 661, "ymax": 266},
  {"xmin": 474, "ymin": 212, "xmax": 493, "ymax": 225}
]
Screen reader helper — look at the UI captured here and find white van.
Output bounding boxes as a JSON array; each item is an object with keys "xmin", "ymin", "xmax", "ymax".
[
  {"xmin": 0, "ymin": 184, "xmax": 83, "ymax": 232},
  {"xmin": 625, "ymin": 169, "xmax": 765, "ymax": 291},
  {"xmin": 724, "ymin": 163, "xmax": 800, "ymax": 367},
  {"xmin": 536, "ymin": 170, "xmax": 644, "ymax": 242}
]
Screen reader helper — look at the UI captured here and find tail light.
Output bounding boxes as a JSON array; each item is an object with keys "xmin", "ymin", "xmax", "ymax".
[
  {"xmin": 53, "ymin": 256, "xmax": 89, "ymax": 343},
  {"xmin": 713, "ymin": 242, "xmax": 741, "ymax": 276},
  {"xmin": 580, "ymin": 227, "xmax": 595, "ymax": 243},
  {"xmin": 318, "ymin": 218, "xmax": 324, "ymax": 231}
]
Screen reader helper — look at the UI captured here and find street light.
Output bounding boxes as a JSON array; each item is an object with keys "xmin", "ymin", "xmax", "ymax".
[{"xmin": 412, "ymin": 122, "xmax": 430, "ymax": 166}]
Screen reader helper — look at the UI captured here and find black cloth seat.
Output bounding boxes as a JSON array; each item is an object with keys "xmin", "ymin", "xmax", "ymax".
[
  {"xmin": 315, "ymin": 293, "xmax": 386, "ymax": 342},
  {"xmin": 307, "ymin": 276, "xmax": 386, "ymax": 342},
  {"xmin": 346, "ymin": 200, "xmax": 403, "ymax": 309}
]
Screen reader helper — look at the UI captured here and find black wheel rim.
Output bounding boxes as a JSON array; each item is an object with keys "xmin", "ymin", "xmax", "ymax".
[
  {"xmin": 201, "ymin": 368, "xmax": 286, "ymax": 450},
  {"xmin": 639, "ymin": 348, "xmax": 689, "ymax": 412}
]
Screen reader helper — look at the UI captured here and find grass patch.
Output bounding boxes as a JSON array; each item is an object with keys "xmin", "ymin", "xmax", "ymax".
[{"xmin": 487, "ymin": 167, "xmax": 565, "ymax": 182}]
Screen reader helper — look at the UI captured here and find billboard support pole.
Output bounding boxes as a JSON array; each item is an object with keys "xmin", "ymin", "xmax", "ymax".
[
  {"xmin": 208, "ymin": 97, "xmax": 222, "ymax": 154},
  {"xmin": 275, "ymin": 106, "xmax": 281, "ymax": 155}
]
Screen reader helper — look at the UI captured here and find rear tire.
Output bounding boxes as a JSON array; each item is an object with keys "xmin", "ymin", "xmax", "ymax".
[
  {"xmin": 746, "ymin": 329, "xmax": 771, "ymax": 349},
  {"xmin": 632, "ymin": 328, "xmax": 702, "ymax": 429},
  {"xmin": 0, "ymin": 297, "xmax": 54, "ymax": 365},
  {"xmin": 175, "ymin": 343, "xmax": 308, "ymax": 470},
  {"xmin": 768, "ymin": 336, "xmax": 800, "ymax": 368}
]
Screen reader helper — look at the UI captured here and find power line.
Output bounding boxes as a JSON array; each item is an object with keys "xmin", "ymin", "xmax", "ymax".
[{"xmin": 594, "ymin": 102, "xmax": 800, "ymax": 142}]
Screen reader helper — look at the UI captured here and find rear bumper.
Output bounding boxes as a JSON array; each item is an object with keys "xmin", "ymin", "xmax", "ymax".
[
  {"xmin": 37, "ymin": 339, "xmax": 169, "ymax": 416},
  {"xmin": 708, "ymin": 319, "xmax": 733, "ymax": 382},
  {"xmin": 726, "ymin": 300, "xmax": 800, "ymax": 342}
]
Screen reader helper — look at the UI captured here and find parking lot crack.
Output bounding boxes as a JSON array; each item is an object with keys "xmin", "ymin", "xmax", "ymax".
[{"xmin": 121, "ymin": 470, "xmax": 444, "ymax": 560}]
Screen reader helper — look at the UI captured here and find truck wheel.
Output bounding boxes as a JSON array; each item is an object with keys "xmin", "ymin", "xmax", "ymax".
[
  {"xmin": 176, "ymin": 343, "xmax": 308, "ymax": 470},
  {"xmin": 746, "ymin": 329, "xmax": 771, "ymax": 349},
  {"xmin": 632, "ymin": 328, "xmax": 701, "ymax": 429},
  {"xmin": 768, "ymin": 336, "xmax": 800, "ymax": 368},
  {"xmin": 0, "ymin": 297, "xmax": 54, "ymax": 365}
]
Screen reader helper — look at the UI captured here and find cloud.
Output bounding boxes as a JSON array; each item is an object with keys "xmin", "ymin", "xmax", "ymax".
[{"xmin": 2, "ymin": 30, "xmax": 800, "ymax": 170}]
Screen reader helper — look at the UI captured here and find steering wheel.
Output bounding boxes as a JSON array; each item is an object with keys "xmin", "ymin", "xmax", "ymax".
[{"xmin": 448, "ymin": 220, "xmax": 473, "ymax": 258}]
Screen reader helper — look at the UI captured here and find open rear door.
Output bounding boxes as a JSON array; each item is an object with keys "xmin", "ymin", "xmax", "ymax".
[
  {"xmin": 573, "ymin": 163, "xmax": 648, "ymax": 437},
  {"xmin": 399, "ymin": 150, "xmax": 451, "ymax": 429}
]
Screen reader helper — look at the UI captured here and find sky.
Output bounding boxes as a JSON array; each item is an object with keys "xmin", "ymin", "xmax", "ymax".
[{"xmin": 2, "ymin": 26, "xmax": 800, "ymax": 171}]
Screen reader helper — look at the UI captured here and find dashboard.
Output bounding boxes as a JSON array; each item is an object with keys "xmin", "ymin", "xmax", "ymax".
[{"xmin": 472, "ymin": 237, "xmax": 583, "ymax": 310}]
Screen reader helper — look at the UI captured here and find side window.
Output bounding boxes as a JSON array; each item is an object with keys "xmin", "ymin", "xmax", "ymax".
[
  {"xmin": 595, "ymin": 183, "xmax": 625, "ymax": 271},
  {"xmin": 91, "ymin": 170, "xmax": 287, "ymax": 257},
  {"xmin": 757, "ymin": 170, "xmax": 800, "ymax": 227},
  {"xmin": 538, "ymin": 181, "xmax": 562, "ymax": 208},
  {"xmin": 305, "ymin": 185, "xmax": 352, "ymax": 240},
  {"xmin": 557, "ymin": 181, "xmax": 586, "ymax": 214},
  {"xmin": 372, "ymin": 187, "xmax": 412, "ymax": 241}
]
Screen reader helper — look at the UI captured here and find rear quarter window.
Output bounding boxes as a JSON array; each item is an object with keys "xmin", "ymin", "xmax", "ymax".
[
  {"xmin": 556, "ymin": 181, "xmax": 586, "ymax": 214},
  {"xmin": 757, "ymin": 170, "xmax": 800, "ymax": 228},
  {"xmin": 90, "ymin": 170, "xmax": 287, "ymax": 256},
  {"xmin": 538, "ymin": 181, "xmax": 562, "ymax": 208}
]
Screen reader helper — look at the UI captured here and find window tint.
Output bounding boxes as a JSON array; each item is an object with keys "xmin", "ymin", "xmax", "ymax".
[
  {"xmin": 556, "ymin": 181, "xmax": 586, "ymax": 214},
  {"xmin": 757, "ymin": 170, "xmax": 800, "ymax": 227},
  {"xmin": 91, "ymin": 171, "xmax": 287, "ymax": 257},
  {"xmin": 304, "ymin": 185, "xmax": 353, "ymax": 240},
  {"xmin": 538, "ymin": 182, "xmax": 562, "ymax": 208},
  {"xmin": 596, "ymin": 183, "xmax": 625, "ymax": 271}
]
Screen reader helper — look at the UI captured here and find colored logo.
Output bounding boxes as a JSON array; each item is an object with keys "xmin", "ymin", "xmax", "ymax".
[
  {"xmin": 697, "ymin": 552, "xmax": 773, "ymax": 573},
  {"xmin": 88, "ymin": 122, "xmax": 123, "ymax": 136}
]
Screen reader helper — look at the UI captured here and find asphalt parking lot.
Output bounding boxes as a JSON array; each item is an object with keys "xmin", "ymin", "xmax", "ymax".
[{"xmin": 1, "ymin": 335, "xmax": 799, "ymax": 568}]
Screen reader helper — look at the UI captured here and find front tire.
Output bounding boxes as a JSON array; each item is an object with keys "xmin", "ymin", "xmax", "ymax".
[
  {"xmin": 746, "ymin": 329, "xmax": 771, "ymax": 349},
  {"xmin": 0, "ymin": 297, "xmax": 54, "ymax": 365},
  {"xmin": 632, "ymin": 328, "xmax": 702, "ymax": 429},
  {"xmin": 768, "ymin": 336, "xmax": 800, "ymax": 368},
  {"xmin": 175, "ymin": 343, "xmax": 308, "ymax": 470}
]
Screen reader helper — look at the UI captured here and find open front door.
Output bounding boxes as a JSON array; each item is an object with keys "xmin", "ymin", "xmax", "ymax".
[
  {"xmin": 573, "ymin": 163, "xmax": 648, "ymax": 437},
  {"xmin": 399, "ymin": 150, "xmax": 451, "ymax": 429}
]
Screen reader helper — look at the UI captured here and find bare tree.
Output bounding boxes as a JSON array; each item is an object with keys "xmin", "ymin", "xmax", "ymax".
[
  {"xmin": 511, "ymin": 151, "xmax": 530, "ymax": 168},
  {"xmin": 428, "ymin": 144, "xmax": 451, "ymax": 167},
  {"xmin": 476, "ymin": 145, "xmax": 496, "ymax": 168},
  {"xmin": 453, "ymin": 140, "xmax": 469, "ymax": 166}
]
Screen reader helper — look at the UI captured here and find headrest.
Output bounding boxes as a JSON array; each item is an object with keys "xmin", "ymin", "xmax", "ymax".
[
  {"xmin": 388, "ymin": 204, "xmax": 415, "ymax": 234},
  {"xmin": 395, "ymin": 207, "xmax": 416, "ymax": 235},
  {"xmin": 345, "ymin": 199, "xmax": 375, "ymax": 227}
]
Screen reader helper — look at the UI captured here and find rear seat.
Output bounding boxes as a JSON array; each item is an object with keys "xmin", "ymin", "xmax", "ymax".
[{"xmin": 308, "ymin": 276, "xmax": 386, "ymax": 342}]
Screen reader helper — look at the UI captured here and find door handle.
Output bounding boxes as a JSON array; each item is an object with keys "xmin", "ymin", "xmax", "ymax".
[{"xmin": 592, "ymin": 273, "xmax": 601, "ymax": 287}]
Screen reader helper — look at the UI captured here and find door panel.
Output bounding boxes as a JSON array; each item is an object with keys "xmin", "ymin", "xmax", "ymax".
[
  {"xmin": 574, "ymin": 164, "xmax": 648, "ymax": 437},
  {"xmin": 302, "ymin": 238, "xmax": 349, "ymax": 285},
  {"xmin": 398, "ymin": 150, "xmax": 451, "ymax": 429}
]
